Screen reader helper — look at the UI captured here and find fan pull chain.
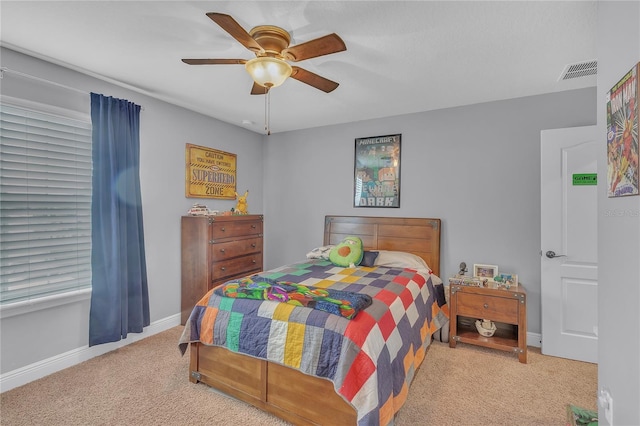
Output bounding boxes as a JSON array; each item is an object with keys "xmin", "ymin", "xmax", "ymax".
[{"xmin": 264, "ymin": 86, "xmax": 271, "ymax": 136}]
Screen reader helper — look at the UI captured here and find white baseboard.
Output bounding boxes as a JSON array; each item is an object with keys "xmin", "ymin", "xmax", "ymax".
[
  {"xmin": 528, "ymin": 331, "xmax": 542, "ymax": 348},
  {"xmin": 0, "ymin": 314, "xmax": 181, "ymax": 393}
]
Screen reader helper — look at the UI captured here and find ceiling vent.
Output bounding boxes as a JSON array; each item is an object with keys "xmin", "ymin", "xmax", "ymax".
[{"xmin": 559, "ymin": 60, "xmax": 598, "ymax": 81}]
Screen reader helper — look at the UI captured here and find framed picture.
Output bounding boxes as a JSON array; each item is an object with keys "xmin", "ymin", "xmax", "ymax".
[
  {"xmin": 354, "ymin": 134, "xmax": 401, "ymax": 207},
  {"xmin": 495, "ymin": 273, "xmax": 518, "ymax": 287},
  {"xmin": 473, "ymin": 264, "xmax": 498, "ymax": 280},
  {"xmin": 185, "ymin": 144, "xmax": 237, "ymax": 199}
]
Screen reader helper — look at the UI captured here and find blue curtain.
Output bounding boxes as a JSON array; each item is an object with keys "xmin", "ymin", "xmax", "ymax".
[{"xmin": 89, "ymin": 93, "xmax": 149, "ymax": 346}]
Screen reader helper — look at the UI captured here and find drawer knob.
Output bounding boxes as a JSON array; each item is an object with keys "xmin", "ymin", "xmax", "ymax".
[
  {"xmin": 251, "ymin": 224, "xmax": 256, "ymax": 229},
  {"xmin": 251, "ymin": 243, "xmax": 256, "ymax": 248},
  {"xmin": 220, "ymin": 227, "xmax": 225, "ymax": 232},
  {"xmin": 252, "ymin": 259, "xmax": 256, "ymax": 264},
  {"xmin": 483, "ymin": 303, "xmax": 489, "ymax": 309},
  {"xmin": 220, "ymin": 248, "xmax": 225, "ymax": 253},
  {"xmin": 221, "ymin": 267, "xmax": 226, "ymax": 271}
]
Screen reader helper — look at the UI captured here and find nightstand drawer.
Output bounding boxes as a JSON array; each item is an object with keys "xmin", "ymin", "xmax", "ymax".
[{"xmin": 456, "ymin": 292, "xmax": 518, "ymax": 324}]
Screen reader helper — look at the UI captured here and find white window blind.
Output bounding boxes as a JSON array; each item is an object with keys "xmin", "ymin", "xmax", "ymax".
[{"xmin": 0, "ymin": 102, "xmax": 92, "ymax": 304}]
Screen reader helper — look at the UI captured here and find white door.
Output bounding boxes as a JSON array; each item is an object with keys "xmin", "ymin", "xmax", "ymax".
[{"xmin": 541, "ymin": 126, "xmax": 598, "ymax": 363}]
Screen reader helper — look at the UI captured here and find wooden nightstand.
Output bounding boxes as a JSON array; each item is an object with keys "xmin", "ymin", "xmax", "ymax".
[{"xmin": 449, "ymin": 283, "xmax": 527, "ymax": 363}]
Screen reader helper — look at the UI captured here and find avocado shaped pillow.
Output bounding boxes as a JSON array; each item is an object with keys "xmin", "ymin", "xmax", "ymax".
[{"xmin": 329, "ymin": 236, "xmax": 364, "ymax": 267}]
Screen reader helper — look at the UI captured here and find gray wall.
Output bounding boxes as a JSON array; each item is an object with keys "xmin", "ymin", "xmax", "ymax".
[
  {"xmin": 0, "ymin": 47, "xmax": 264, "ymax": 374},
  {"xmin": 596, "ymin": 2, "xmax": 640, "ymax": 425},
  {"xmin": 263, "ymin": 88, "xmax": 597, "ymax": 339}
]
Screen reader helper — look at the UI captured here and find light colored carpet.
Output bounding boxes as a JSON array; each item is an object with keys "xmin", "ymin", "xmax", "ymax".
[{"xmin": 0, "ymin": 326, "xmax": 597, "ymax": 425}]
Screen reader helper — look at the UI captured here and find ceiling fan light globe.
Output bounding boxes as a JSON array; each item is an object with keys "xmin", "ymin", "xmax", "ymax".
[{"xmin": 245, "ymin": 57, "xmax": 292, "ymax": 88}]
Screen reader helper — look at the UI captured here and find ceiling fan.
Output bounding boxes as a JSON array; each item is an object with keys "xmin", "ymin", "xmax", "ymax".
[{"xmin": 182, "ymin": 13, "xmax": 347, "ymax": 95}]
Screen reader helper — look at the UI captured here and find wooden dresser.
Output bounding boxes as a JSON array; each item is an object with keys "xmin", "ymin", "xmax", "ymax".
[{"xmin": 181, "ymin": 214, "xmax": 264, "ymax": 324}]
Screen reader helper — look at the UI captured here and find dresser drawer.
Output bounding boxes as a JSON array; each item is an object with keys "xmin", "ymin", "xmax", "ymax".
[
  {"xmin": 456, "ymin": 292, "xmax": 519, "ymax": 324},
  {"xmin": 210, "ymin": 219, "xmax": 262, "ymax": 240},
  {"xmin": 210, "ymin": 237, "xmax": 262, "ymax": 261},
  {"xmin": 210, "ymin": 254, "xmax": 262, "ymax": 281}
]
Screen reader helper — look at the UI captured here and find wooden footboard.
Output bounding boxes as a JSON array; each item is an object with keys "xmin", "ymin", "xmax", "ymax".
[{"xmin": 189, "ymin": 342, "xmax": 357, "ymax": 425}]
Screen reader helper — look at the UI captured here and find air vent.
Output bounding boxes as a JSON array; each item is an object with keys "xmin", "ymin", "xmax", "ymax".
[{"xmin": 559, "ymin": 60, "xmax": 598, "ymax": 81}]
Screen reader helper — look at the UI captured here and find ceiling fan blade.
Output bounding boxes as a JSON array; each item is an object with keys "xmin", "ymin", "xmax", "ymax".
[
  {"xmin": 206, "ymin": 12, "xmax": 263, "ymax": 53},
  {"xmin": 282, "ymin": 34, "xmax": 346, "ymax": 62},
  {"xmin": 182, "ymin": 59, "xmax": 247, "ymax": 65},
  {"xmin": 290, "ymin": 66, "xmax": 339, "ymax": 93},
  {"xmin": 250, "ymin": 82, "xmax": 270, "ymax": 95}
]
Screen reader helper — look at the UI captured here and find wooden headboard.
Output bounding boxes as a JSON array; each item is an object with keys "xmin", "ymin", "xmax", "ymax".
[{"xmin": 323, "ymin": 216, "xmax": 441, "ymax": 277}]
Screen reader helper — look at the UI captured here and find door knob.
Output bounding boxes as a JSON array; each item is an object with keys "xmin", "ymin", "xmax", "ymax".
[{"xmin": 545, "ymin": 250, "xmax": 566, "ymax": 259}]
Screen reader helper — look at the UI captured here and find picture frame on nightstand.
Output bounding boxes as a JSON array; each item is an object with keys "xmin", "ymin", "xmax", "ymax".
[
  {"xmin": 495, "ymin": 273, "xmax": 518, "ymax": 287},
  {"xmin": 473, "ymin": 264, "xmax": 498, "ymax": 280}
]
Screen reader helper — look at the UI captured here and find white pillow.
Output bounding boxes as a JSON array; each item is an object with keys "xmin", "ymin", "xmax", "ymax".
[
  {"xmin": 306, "ymin": 245, "xmax": 335, "ymax": 259},
  {"xmin": 374, "ymin": 250, "xmax": 431, "ymax": 273}
]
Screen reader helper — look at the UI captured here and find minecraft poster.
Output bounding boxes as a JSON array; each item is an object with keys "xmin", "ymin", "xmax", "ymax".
[{"xmin": 354, "ymin": 134, "xmax": 401, "ymax": 207}]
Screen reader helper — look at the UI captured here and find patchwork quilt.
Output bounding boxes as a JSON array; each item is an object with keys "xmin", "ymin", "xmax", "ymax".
[{"xmin": 179, "ymin": 259, "xmax": 449, "ymax": 425}]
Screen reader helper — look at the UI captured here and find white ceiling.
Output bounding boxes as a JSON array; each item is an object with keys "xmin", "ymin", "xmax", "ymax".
[{"xmin": 1, "ymin": 1, "xmax": 597, "ymax": 134}]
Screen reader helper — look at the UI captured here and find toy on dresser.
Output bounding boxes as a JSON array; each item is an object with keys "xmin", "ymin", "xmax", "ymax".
[
  {"xmin": 187, "ymin": 203, "xmax": 218, "ymax": 216},
  {"xmin": 235, "ymin": 190, "xmax": 249, "ymax": 214}
]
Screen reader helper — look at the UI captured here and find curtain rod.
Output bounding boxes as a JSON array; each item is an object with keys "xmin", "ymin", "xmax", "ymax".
[
  {"xmin": 1, "ymin": 67, "xmax": 89, "ymax": 96},
  {"xmin": 0, "ymin": 67, "xmax": 145, "ymax": 110}
]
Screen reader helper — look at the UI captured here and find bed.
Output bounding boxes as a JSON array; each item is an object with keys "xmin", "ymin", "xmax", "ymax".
[{"xmin": 179, "ymin": 215, "xmax": 448, "ymax": 425}]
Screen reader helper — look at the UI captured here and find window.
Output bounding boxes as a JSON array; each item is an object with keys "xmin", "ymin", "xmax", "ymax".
[{"xmin": 0, "ymin": 101, "xmax": 92, "ymax": 305}]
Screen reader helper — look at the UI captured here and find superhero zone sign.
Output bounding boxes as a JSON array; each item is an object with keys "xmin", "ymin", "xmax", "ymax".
[{"xmin": 185, "ymin": 144, "xmax": 236, "ymax": 199}]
